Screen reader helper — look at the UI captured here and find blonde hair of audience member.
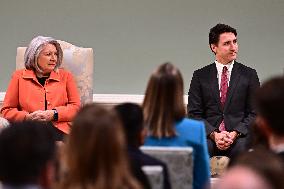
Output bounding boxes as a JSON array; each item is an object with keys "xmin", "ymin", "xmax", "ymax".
[
  {"xmin": 61, "ymin": 104, "xmax": 141, "ymax": 189},
  {"xmin": 214, "ymin": 148, "xmax": 284, "ymax": 189},
  {"xmin": 143, "ymin": 62, "xmax": 185, "ymax": 138}
]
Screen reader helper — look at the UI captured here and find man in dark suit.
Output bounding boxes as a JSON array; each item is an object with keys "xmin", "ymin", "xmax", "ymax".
[
  {"xmin": 188, "ymin": 23, "xmax": 260, "ymax": 158},
  {"xmin": 115, "ymin": 103, "xmax": 171, "ymax": 189},
  {"xmin": 254, "ymin": 76, "xmax": 284, "ymax": 163}
]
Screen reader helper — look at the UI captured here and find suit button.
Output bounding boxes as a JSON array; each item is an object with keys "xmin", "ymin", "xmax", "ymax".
[{"xmin": 47, "ymin": 101, "xmax": 50, "ymax": 105}]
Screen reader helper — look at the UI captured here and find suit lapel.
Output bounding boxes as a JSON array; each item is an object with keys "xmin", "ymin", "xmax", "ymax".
[
  {"xmin": 209, "ymin": 64, "xmax": 222, "ymax": 111},
  {"xmin": 224, "ymin": 62, "xmax": 241, "ymax": 111}
]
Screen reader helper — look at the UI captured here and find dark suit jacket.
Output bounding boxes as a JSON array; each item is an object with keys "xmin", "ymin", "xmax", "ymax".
[
  {"xmin": 128, "ymin": 146, "xmax": 171, "ymax": 189},
  {"xmin": 187, "ymin": 62, "xmax": 260, "ymax": 137}
]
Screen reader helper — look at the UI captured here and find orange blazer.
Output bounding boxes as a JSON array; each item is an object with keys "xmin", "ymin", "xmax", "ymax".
[{"xmin": 1, "ymin": 68, "xmax": 81, "ymax": 134}]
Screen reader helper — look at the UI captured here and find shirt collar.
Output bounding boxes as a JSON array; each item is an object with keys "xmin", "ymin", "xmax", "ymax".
[
  {"xmin": 215, "ymin": 60, "xmax": 234, "ymax": 75},
  {"xmin": 22, "ymin": 69, "xmax": 60, "ymax": 82}
]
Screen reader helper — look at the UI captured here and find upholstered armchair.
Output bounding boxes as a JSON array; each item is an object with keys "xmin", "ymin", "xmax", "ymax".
[
  {"xmin": 210, "ymin": 156, "xmax": 230, "ymax": 177},
  {"xmin": 142, "ymin": 166, "xmax": 164, "ymax": 189},
  {"xmin": 16, "ymin": 40, "xmax": 94, "ymax": 105}
]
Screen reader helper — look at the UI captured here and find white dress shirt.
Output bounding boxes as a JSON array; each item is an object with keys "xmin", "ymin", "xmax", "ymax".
[{"xmin": 215, "ymin": 60, "xmax": 234, "ymax": 95}]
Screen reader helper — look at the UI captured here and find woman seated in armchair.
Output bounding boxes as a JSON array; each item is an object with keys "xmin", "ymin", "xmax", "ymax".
[{"xmin": 1, "ymin": 36, "xmax": 81, "ymax": 140}]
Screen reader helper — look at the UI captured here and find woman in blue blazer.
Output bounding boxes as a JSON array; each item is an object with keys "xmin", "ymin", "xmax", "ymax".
[{"xmin": 143, "ymin": 63, "xmax": 210, "ymax": 189}]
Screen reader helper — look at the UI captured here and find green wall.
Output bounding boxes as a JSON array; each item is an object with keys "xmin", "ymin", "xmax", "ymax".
[{"xmin": 1, "ymin": 0, "xmax": 284, "ymax": 94}]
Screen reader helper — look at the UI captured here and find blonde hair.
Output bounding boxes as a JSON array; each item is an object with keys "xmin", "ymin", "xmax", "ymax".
[
  {"xmin": 24, "ymin": 36, "xmax": 63, "ymax": 76},
  {"xmin": 143, "ymin": 62, "xmax": 185, "ymax": 138},
  {"xmin": 61, "ymin": 104, "xmax": 141, "ymax": 189}
]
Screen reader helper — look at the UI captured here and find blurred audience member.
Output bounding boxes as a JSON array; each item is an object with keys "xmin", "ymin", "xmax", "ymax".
[
  {"xmin": 143, "ymin": 62, "xmax": 210, "ymax": 189},
  {"xmin": 60, "ymin": 104, "xmax": 141, "ymax": 189},
  {"xmin": 0, "ymin": 121, "xmax": 56, "ymax": 189},
  {"xmin": 1, "ymin": 36, "xmax": 80, "ymax": 140},
  {"xmin": 214, "ymin": 148, "xmax": 284, "ymax": 189},
  {"xmin": 246, "ymin": 122, "xmax": 269, "ymax": 151},
  {"xmin": 254, "ymin": 76, "xmax": 284, "ymax": 161},
  {"xmin": 115, "ymin": 102, "xmax": 171, "ymax": 189}
]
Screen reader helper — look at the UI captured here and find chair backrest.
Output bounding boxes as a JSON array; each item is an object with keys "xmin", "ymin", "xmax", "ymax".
[
  {"xmin": 140, "ymin": 146, "xmax": 193, "ymax": 189},
  {"xmin": 16, "ymin": 40, "xmax": 94, "ymax": 105},
  {"xmin": 210, "ymin": 156, "xmax": 230, "ymax": 177},
  {"xmin": 142, "ymin": 166, "xmax": 164, "ymax": 189}
]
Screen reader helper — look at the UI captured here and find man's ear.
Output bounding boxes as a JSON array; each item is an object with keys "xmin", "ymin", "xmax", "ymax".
[{"xmin": 210, "ymin": 44, "xmax": 217, "ymax": 54}]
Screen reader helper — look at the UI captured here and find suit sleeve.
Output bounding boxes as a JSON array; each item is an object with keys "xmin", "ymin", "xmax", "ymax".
[
  {"xmin": 234, "ymin": 69, "xmax": 260, "ymax": 135},
  {"xmin": 187, "ymin": 71, "xmax": 216, "ymax": 136}
]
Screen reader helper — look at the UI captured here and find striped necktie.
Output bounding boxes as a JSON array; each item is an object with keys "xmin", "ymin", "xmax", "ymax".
[{"xmin": 219, "ymin": 66, "xmax": 228, "ymax": 131}]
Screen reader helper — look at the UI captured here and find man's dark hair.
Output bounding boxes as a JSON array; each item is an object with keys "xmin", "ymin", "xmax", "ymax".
[
  {"xmin": 0, "ymin": 121, "xmax": 56, "ymax": 185},
  {"xmin": 255, "ymin": 76, "xmax": 284, "ymax": 136},
  {"xmin": 115, "ymin": 103, "xmax": 144, "ymax": 147},
  {"xmin": 209, "ymin": 23, "xmax": 237, "ymax": 46}
]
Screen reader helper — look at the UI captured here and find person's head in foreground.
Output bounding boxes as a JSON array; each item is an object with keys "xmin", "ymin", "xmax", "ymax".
[
  {"xmin": 61, "ymin": 103, "xmax": 141, "ymax": 189},
  {"xmin": 0, "ymin": 121, "xmax": 56, "ymax": 189},
  {"xmin": 143, "ymin": 62, "xmax": 185, "ymax": 138},
  {"xmin": 214, "ymin": 148, "xmax": 284, "ymax": 189}
]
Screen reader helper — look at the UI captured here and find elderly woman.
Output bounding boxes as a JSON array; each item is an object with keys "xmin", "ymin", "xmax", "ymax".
[{"xmin": 1, "ymin": 36, "xmax": 81, "ymax": 140}]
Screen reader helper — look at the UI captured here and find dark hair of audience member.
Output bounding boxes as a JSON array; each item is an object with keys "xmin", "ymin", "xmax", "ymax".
[
  {"xmin": 143, "ymin": 62, "xmax": 185, "ymax": 138},
  {"xmin": 0, "ymin": 121, "xmax": 56, "ymax": 185},
  {"xmin": 246, "ymin": 121, "xmax": 269, "ymax": 150},
  {"xmin": 61, "ymin": 104, "xmax": 141, "ymax": 189},
  {"xmin": 115, "ymin": 103, "xmax": 144, "ymax": 147},
  {"xmin": 255, "ymin": 76, "xmax": 284, "ymax": 136},
  {"xmin": 228, "ymin": 148, "xmax": 284, "ymax": 189}
]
